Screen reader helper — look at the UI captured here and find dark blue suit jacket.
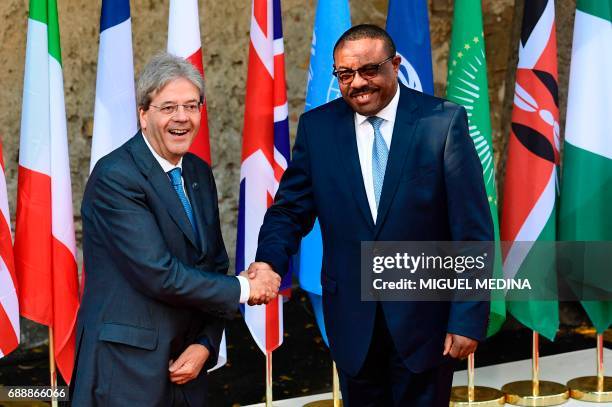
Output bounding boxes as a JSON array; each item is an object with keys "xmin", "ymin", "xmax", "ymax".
[
  {"xmin": 256, "ymin": 85, "xmax": 493, "ymax": 376},
  {"xmin": 71, "ymin": 133, "xmax": 240, "ymax": 406}
]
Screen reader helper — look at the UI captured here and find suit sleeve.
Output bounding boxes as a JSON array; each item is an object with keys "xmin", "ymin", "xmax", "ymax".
[
  {"xmin": 443, "ymin": 105, "xmax": 494, "ymax": 341},
  {"xmin": 195, "ymin": 167, "xmax": 231, "ymax": 368},
  {"xmin": 87, "ymin": 166, "xmax": 241, "ymax": 318},
  {"xmin": 255, "ymin": 115, "xmax": 318, "ymax": 276}
]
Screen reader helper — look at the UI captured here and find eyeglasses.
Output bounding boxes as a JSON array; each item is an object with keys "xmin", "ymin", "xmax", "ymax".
[
  {"xmin": 332, "ymin": 56, "xmax": 395, "ymax": 85},
  {"xmin": 149, "ymin": 102, "xmax": 202, "ymax": 115}
]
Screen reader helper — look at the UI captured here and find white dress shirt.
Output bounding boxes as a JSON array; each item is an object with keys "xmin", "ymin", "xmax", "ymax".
[
  {"xmin": 142, "ymin": 133, "xmax": 250, "ymax": 303},
  {"xmin": 354, "ymin": 84, "xmax": 400, "ymax": 223}
]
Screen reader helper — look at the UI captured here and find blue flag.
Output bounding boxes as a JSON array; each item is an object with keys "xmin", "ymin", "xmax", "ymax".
[
  {"xmin": 386, "ymin": 0, "xmax": 434, "ymax": 94},
  {"xmin": 300, "ymin": 0, "xmax": 351, "ymax": 346}
]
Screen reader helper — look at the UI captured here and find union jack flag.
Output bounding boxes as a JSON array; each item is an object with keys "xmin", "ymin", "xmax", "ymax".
[{"xmin": 236, "ymin": 0, "xmax": 290, "ymax": 354}]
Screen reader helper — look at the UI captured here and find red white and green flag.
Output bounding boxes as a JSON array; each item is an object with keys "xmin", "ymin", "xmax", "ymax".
[
  {"xmin": 14, "ymin": 0, "xmax": 80, "ymax": 383},
  {"xmin": 559, "ymin": 0, "xmax": 612, "ymax": 333},
  {"xmin": 501, "ymin": 0, "xmax": 560, "ymax": 341}
]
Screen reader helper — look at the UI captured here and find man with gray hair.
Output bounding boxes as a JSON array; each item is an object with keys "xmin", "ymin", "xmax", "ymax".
[{"xmin": 70, "ymin": 53, "xmax": 280, "ymax": 406}]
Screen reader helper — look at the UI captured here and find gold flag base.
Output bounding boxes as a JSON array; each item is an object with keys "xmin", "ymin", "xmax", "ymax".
[
  {"xmin": 502, "ymin": 380, "xmax": 569, "ymax": 406},
  {"xmin": 567, "ymin": 376, "xmax": 612, "ymax": 402},
  {"xmin": 450, "ymin": 385, "xmax": 505, "ymax": 406},
  {"xmin": 303, "ymin": 401, "xmax": 343, "ymax": 407}
]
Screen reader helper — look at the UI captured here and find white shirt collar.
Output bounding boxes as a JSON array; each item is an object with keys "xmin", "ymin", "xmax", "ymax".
[
  {"xmin": 355, "ymin": 83, "xmax": 400, "ymax": 126},
  {"xmin": 141, "ymin": 132, "xmax": 183, "ymax": 174}
]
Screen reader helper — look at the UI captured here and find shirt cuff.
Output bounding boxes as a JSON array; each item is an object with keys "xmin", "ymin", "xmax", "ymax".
[{"xmin": 236, "ymin": 275, "xmax": 250, "ymax": 304}]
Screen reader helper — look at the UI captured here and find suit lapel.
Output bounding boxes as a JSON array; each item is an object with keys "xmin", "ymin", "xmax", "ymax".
[
  {"xmin": 374, "ymin": 87, "xmax": 420, "ymax": 238},
  {"xmin": 182, "ymin": 157, "xmax": 209, "ymax": 257},
  {"xmin": 128, "ymin": 133, "xmax": 199, "ymax": 249},
  {"xmin": 335, "ymin": 103, "xmax": 376, "ymax": 229}
]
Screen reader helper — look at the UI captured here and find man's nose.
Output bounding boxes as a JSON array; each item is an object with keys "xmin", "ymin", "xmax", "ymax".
[
  {"xmin": 351, "ymin": 71, "xmax": 368, "ymax": 88},
  {"xmin": 173, "ymin": 105, "xmax": 189, "ymax": 121}
]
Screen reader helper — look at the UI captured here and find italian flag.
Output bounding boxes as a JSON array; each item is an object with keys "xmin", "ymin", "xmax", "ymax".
[
  {"xmin": 14, "ymin": 0, "xmax": 79, "ymax": 383},
  {"xmin": 559, "ymin": 0, "xmax": 612, "ymax": 333},
  {"xmin": 446, "ymin": 0, "xmax": 505, "ymax": 337}
]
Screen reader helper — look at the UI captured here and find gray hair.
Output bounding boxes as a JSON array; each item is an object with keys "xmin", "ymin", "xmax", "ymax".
[{"xmin": 136, "ymin": 52, "xmax": 204, "ymax": 110}]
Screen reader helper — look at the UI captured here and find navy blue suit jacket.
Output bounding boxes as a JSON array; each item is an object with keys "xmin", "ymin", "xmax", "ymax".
[
  {"xmin": 71, "ymin": 134, "xmax": 240, "ymax": 406},
  {"xmin": 256, "ymin": 85, "xmax": 493, "ymax": 376}
]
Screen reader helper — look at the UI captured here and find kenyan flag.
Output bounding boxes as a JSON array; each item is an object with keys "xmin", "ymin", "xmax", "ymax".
[
  {"xmin": 559, "ymin": 0, "xmax": 612, "ymax": 333},
  {"xmin": 500, "ymin": 0, "xmax": 560, "ymax": 341}
]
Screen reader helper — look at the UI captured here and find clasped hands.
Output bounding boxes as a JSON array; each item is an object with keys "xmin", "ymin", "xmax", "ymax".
[{"xmin": 240, "ymin": 262, "xmax": 281, "ymax": 306}]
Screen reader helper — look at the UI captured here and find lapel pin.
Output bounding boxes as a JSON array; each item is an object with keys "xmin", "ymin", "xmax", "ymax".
[{"xmin": 192, "ymin": 182, "xmax": 199, "ymax": 190}]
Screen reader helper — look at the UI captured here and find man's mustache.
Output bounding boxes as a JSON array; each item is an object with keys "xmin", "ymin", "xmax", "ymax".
[{"xmin": 349, "ymin": 87, "xmax": 377, "ymax": 97}]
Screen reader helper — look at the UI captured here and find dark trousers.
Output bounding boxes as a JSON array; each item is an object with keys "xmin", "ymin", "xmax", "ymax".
[{"xmin": 337, "ymin": 306, "xmax": 454, "ymax": 407}]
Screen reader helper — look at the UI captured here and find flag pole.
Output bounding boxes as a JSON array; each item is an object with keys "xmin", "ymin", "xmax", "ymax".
[
  {"xmin": 567, "ymin": 333, "xmax": 612, "ymax": 402},
  {"xmin": 266, "ymin": 351, "xmax": 273, "ymax": 407},
  {"xmin": 598, "ymin": 334, "xmax": 605, "ymax": 393},
  {"xmin": 332, "ymin": 362, "xmax": 340, "ymax": 407},
  {"xmin": 303, "ymin": 361, "xmax": 342, "ymax": 407},
  {"xmin": 48, "ymin": 327, "xmax": 58, "ymax": 407},
  {"xmin": 502, "ymin": 331, "xmax": 568, "ymax": 405},
  {"xmin": 449, "ymin": 353, "xmax": 504, "ymax": 406},
  {"xmin": 532, "ymin": 331, "xmax": 539, "ymax": 396},
  {"xmin": 468, "ymin": 353, "xmax": 475, "ymax": 401}
]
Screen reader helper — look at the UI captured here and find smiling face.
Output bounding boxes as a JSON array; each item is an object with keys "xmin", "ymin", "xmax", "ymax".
[
  {"xmin": 334, "ymin": 38, "xmax": 400, "ymax": 116},
  {"xmin": 139, "ymin": 77, "xmax": 201, "ymax": 165}
]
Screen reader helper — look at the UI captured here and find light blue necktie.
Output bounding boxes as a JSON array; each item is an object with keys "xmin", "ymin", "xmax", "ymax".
[
  {"xmin": 167, "ymin": 168, "xmax": 198, "ymax": 237},
  {"xmin": 368, "ymin": 116, "xmax": 389, "ymax": 208}
]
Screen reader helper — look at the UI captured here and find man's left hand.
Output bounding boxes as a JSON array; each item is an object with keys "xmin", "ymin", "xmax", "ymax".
[
  {"xmin": 443, "ymin": 333, "xmax": 478, "ymax": 359},
  {"xmin": 169, "ymin": 344, "xmax": 210, "ymax": 385}
]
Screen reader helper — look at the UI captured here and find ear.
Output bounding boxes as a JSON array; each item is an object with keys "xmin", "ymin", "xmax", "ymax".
[
  {"xmin": 138, "ymin": 107, "xmax": 147, "ymax": 130},
  {"xmin": 391, "ymin": 55, "xmax": 401, "ymax": 73}
]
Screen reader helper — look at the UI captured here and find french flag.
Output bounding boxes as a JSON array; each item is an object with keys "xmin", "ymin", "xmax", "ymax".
[
  {"xmin": 90, "ymin": 0, "xmax": 137, "ymax": 171},
  {"xmin": 237, "ymin": 0, "xmax": 290, "ymax": 354}
]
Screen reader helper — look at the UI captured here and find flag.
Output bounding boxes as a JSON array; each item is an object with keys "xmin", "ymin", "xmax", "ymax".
[
  {"xmin": 168, "ymin": 0, "xmax": 212, "ymax": 164},
  {"xmin": 446, "ymin": 0, "xmax": 505, "ymax": 337},
  {"xmin": 168, "ymin": 0, "xmax": 226, "ymax": 369},
  {"xmin": 385, "ymin": 0, "xmax": 434, "ymax": 94},
  {"xmin": 236, "ymin": 0, "xmax": 290, "ymax": 353},
  {"xmin": 14, "ymin": 0, "xmax": 80, "ymax": 382},
  {"xmin": 500, "ymin": 0, "xmax": 559, "ymax": 341},
  {"xmin": 90, "ymin": 0, "xmax": 137, "ymax": 171},
  {"xmin": 559, "ymin": 0, "xmax": 612, "ymax": 333},
  {"xmin": 300, "ymin": 0, "xmax": 351, "ymax": 346},
  {"xmin": 0, "ymin": 138, "xmax": 19, "ymax": 359}
]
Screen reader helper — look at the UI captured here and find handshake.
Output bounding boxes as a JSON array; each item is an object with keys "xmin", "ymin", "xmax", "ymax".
[{"xmin": 240, "ymin": 262, "xmax": 281, "ymax": 306}]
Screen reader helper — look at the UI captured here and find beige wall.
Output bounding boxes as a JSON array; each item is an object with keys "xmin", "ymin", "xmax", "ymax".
[{"xmin": 0, "ymin": 0, "xmax": 576, "ymax": 270}]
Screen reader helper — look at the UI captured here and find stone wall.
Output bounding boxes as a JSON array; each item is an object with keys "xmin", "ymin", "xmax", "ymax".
[{"xmin": 0, "ymin": 0, "xmax": 576, "ymax": 274}]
